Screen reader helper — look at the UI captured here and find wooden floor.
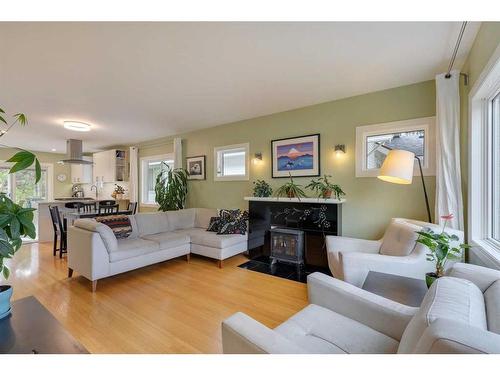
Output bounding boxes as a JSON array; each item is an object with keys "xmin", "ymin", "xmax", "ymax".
[{"xmin": 4, "ymin": 242, "xmax": 308, "ymax": 353}]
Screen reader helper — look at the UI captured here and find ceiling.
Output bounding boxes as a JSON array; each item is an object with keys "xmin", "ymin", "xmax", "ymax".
[{"xmin": 0, "ymin": 22, "xmax": 480, "ymax": 153}]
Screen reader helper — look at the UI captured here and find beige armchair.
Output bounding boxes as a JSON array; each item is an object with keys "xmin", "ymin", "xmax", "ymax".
[{"xmin": 326, "ymin": 218, "xmax": 464, "ymax": 287}]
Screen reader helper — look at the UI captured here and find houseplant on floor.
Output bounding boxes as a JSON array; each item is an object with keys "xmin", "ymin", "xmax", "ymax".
[
  {"xmin": 416, "ymin": 214, "xmax": 470, "ymax": 287},
  {"xmin": 0, "ymin": 107, "xmax": 41, "ymax": 319},
  {"xmin": 155, "ymin": 162, "xmax": 189, "ymax": 211},
  {"xmin": 275, "ymin": 173, "xmax": 307, "ymax": 200},
  {"xmin": 306, "ymin": 174, "xmax": 346, "ymax": 200}
]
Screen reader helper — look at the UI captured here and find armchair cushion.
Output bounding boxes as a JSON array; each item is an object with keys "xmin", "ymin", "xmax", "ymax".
[
  {"xmin": 134, "ymin": 212, "xmax": 170, "ymax": 236},
  {"xmin": 274, "ymin": 304, "xmax": 399, "ymax": 354},
  {"xmin": 379, "ymin": 221, "xmax": 420, "ymax": 256},
  {"xmin": 166, "ymin": 208, "xmax": 196, "ymax": 230},
  {"xmin": 484, "ymin": 280, "xmax": 500, "ymax": 334},
  {"xmin": 398, "ymin": 276, "xmax": 487, "ymax": 353}
]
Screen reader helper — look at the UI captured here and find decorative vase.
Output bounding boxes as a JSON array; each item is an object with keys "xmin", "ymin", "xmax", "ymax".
[
  {"xmin": 425, "ymin": 272, "xmax": 439, "ymax": 288},
  {"xmin": 287, "ymin": 191, "xmax": 296, "ymax": 198},
  {"xmin": 0, "ymin": 285, "xmax": 13, "ymax": 320},
  {"xmin": 115, "ymin": 193, "xmax": 124, "ymax": 200},
  {"xmin": 322, "ymin": 190, "xmax": 332, "ymax": 199}
]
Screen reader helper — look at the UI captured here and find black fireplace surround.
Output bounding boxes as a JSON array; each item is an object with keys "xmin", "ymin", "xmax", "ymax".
[{"xmin": 246, "ymin": 199, "xmax": 342, "ymax": 268}]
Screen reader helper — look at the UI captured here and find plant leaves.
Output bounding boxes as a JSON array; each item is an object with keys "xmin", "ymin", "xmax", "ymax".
[
  {"xmin": 7, "ymin": 151, "xmax": 35, "ymax": 174},
  {"xmin": 13, "ymin": 113, "xmax": 27, "ymax": 126},
  {"xmin": 35, "ymin": 158, "xmax": 41, "ymax": 183},
  {"xmin": 2, "ymin": 265, "xmax": 9, "ymax": 280},
  {"xmin": 0, "ymin": 115, "xmax": 6, "ymax": 125}
]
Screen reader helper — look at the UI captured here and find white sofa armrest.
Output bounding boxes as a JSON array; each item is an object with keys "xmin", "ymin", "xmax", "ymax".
[
  {"xmin": 68, "ymin": 226, "xmax": 110, "ymax": 281},
  {"xmin": 221, "ymin": 312, "xmax": 306, "ymax": 354},
  {"xmin": 414, "ymin": 318, "xmax": 500, "ymax": 354},
  {"xmin": 307, "ymin": 272, "xmax": 418, "ymax": 341},
  {"xmin": 447, "ymin": 263, "xmax": 500, "ymax": 292},
  {"xmin": 340, "ymin": 247, "xmax": 433, "ymax": 287}
]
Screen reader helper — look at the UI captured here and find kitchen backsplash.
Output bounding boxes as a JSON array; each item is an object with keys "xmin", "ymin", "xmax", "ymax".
[{"xmin": 81, "ymin": 182, "xmax": 130, "ymax": 200}]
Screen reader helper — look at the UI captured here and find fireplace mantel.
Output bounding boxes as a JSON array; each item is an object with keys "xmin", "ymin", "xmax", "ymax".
[{"xmin": 244, "ymin": 197, "xmax": 345, "ymax": 204}]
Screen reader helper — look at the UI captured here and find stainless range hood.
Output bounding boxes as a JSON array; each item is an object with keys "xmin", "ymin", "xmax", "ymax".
[{"xmin": 59, "ymin": 139, "xmax": 93, "ymax": 165}]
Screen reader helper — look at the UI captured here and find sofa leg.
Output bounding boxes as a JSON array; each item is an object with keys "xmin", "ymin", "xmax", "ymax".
[
  {"xmin": 68, "ymin": 268, "xmax": 73, "ymax": 278},
  {"xmin": 186, "ymin": 253, "xmax": 190, "ymax": 262},
  {"xmin": 91, "ymin": 280, "xmax": 97, "ymax": 293},
  {"xmin": 218, "ymin": 260, "xmax": 223, "ymax": 269}
]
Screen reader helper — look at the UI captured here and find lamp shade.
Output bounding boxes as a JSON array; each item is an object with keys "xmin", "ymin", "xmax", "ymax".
[{"xmin": 377, "ymin": 149, "xmax": 415, "ymax": 185}]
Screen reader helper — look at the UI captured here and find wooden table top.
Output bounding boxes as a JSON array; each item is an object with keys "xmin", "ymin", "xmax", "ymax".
[
  {"xmin": 0, "ymin": 296, "xmax": 88, "ymax": 354},
  {"xmin": 362, "ymin": 271, "xmax": 428, "ymax": 307}
]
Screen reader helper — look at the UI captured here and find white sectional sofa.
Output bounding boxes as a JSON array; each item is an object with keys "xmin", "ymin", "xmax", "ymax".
[{"xmin": 67, "ymin": 208, "xmax": 247, "ymax": 291}]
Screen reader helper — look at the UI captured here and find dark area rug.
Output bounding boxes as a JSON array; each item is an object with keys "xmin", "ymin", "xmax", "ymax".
[{"xmin": 238, "ymin": 255, "xmax": 332, "ymax": 283}]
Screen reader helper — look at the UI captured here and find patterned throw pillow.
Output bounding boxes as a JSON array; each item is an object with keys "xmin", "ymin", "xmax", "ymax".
[
  {"xmin": 95, "ymin": 214, "xmax": 132, "ymax": 239},
  {"xmin": 206, "ymin": 216, "xmax": 221, "ymax": 232},
  {"xmin": 217, "ymin": 210, "xmax": 249, "ymax": 235}
]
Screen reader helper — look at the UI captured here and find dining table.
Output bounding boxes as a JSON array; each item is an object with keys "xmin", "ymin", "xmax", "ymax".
[{"xmin": 64, "ymin": 209, "xmax": 133, "ymax": 225}]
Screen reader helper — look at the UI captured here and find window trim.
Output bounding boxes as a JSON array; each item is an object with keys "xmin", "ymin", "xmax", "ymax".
[
  {"xmin": 140, "ymin": 153, "xmax": 174, "ymax": 207},
  {"xmin": 213, "ymin": 143, "xmax": 250, "ymax": 181},
  {"xmin": 469, "ymin": 43, "xmax": 500, "ymax": 268},
  {"xmin": 355, "ymin": 117, "xmax": 436, "ymax": 178}
]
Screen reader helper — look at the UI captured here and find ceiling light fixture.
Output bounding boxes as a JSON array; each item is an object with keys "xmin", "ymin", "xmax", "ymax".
[{"xmin": 63, "ymin": 121, "xmax": 91, "ymax": 132}]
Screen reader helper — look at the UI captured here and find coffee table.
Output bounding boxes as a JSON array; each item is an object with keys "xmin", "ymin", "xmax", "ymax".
[
  {"xmin": 361, "ymin": 271, "xmax": 428, "ymax": 307},
  {"xmin": 0, "ymin": 296, "xmax": 88, "ymax": 354}
]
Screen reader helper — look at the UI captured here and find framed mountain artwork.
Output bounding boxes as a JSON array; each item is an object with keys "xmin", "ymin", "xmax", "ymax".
[{"xmin": 271, "ymin": 134, "xmax": 320, "ymax": 178}]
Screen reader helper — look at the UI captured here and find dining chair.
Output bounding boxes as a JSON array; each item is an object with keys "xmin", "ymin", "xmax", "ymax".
[
  {"xmin": 98, "ymin": 200, "xmax": 116, "ymax": 207},
  {"xmin": 128, "ymin": 201, "xmax": 138, "ymax": 215},
  {"xmin": 98, "ymin": 204, "xmax": 119, "ymax": 215},
  {"xmin": 49, "ymin": 205, "xmax": 67, "ymax": 258},
  {"xmin": 80, "ymin": 202, "xmax": 97, "ymax": 213}
]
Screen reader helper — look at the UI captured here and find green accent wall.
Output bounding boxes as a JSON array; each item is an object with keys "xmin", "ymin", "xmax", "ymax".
[
  {"xmin": 0, "ymin": 148, "xmax": 73, "ymax": 198},
  {"xmin": 138, "ymin": 80, "xmax": 436, "ymax": 239},
  {"xmin": 459, "ymin": 22, "xmax": 500, "ymax": 237}
]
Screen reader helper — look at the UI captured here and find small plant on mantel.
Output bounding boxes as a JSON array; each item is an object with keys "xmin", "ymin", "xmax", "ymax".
[
  {"xmin": 306, "ymin": 174, "xmax": 346, "ymax": 200},
  {"xmin": 253, "ymin": 180, "xmax": 272, "ymax": 197},
  {"xmin": 275, "ymin": 173, "xmax": 307, "ymax": 200}
]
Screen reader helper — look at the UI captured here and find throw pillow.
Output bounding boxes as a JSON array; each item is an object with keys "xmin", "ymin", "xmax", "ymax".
[
  {"xmin": 95, "ymin": 214, "xmax": 132, "ymax": 239},
  {"xmin": 206, "ymin": 216, "xmax": 221, "ymax": 232},
  {"xmin": 217, "ymin": 210, "xmax": 249, "ymax": 235},
  {"xmin": 219, "ymin": 209, "xmax": 241, "ymax": 221}
]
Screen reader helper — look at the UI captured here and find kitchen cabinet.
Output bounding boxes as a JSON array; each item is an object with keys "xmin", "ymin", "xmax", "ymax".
[
  {"xmin": 70, "ymin": 156, "xmax": 93, "ymax": 184},
  {"xmin": 93, "ymin": 149, "xmax": 128, "ymax": 183}
]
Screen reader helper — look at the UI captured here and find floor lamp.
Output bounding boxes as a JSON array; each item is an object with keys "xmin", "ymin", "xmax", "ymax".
[{"xmin": 377, "ymin": 149, "xmax": 432, "ymax": 223}]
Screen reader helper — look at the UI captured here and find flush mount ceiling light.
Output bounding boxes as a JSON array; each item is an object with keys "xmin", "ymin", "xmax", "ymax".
[{"xmin": 63, "ymin": 121, "xmax": 91, "ymax": 132}]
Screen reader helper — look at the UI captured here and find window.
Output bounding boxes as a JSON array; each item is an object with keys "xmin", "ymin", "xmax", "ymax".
[
  {"xmin": 214, "ymin": 143, "xmax": 249, "ymax": 181},
  {"xmin": 355, "ymin": 117, "xmax": 436, "ymax": 177},
  {"xmin": 140, "ymin": 154, "xmax": 174, "ymax": 205},
  {"xmin": 469, "ymin": 45, "xmax": 500, "ymax": 267}
]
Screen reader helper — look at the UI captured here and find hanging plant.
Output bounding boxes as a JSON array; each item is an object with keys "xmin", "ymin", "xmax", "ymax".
[{"xmin": 155, "ymin": 162, "xmax": 189, "ymax": 211}]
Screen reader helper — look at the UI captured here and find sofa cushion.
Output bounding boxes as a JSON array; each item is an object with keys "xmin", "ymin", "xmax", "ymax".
[
  {"xmin": 127, "ymin": 215, "xmax": 139, "ymax": 239},
  {"xmin": 380, "ymin": 221, "xmax": 420, "ymax": 256},
  {"xmin": 194, "ymin": 208, "xmax": 218, "ymax": 229},
  {"xmin": 275, "ymin": 304, "xmax": 399, "ymax": 354},
  {"xmin": 398, "ymin": 277, "xmax": 487, "ymax": 353},
  {"xmin": 73, "ymin": 218, "xmax": 117, "ymax": 253},
  {"xmin": 167, "ymin": 208, "xmax": 196, "ymax": 230},
  {"xmin": 95, "ymin": 214, "xmax": 132, "ymax": 239},
  {"xmin": 484, "ymin": 280, "xmax": 500, "ymax": 334},
  {"xmin": 206, "ymin": 216, "xmax": 221, "ymax": 232},
  {"xmin": 134, "ymin": 212, "xmax": 170, "ymax": 236},
  {"xmin": 141, "ymin": 232, "xmax": 190, "ymax": 251},
  {"xmin": 109, "ymin": 238, "xmax": 160, "ymax": 262},
  {"xmin": 180, "ymin": 228, "xmax": 247, "ymax": 249}
]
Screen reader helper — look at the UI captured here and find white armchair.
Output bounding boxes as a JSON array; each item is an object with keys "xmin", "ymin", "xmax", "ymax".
[{"xmin": 326, "ymin": 218, "xmax": 464, "ymax": 287}]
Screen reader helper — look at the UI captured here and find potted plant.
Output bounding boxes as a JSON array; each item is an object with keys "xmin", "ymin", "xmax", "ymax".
[
  {"xmin": 275, "ymin": 173, "xmax": 307, "ymax": 200},
  {"xmin": 253, "ymin": 180, "xmax": 272, "ymax": 197},
  {"xmin": 306, "ymin": 174, "xmax": 346, "ymax": 200},
  {"xmin": 155, "ymin": 162, "xmax": 189, "ymax": 211},
  {"xmin": 111, "ymin": 184, "xmax": 126, "ymax": 200},
  {"xmin": 0, "ymin": 107, "xmax": 41, "ymax": 319},
  {"xmin": 416, "ymin": 214, "xmax": 470, "ymax": 287}
]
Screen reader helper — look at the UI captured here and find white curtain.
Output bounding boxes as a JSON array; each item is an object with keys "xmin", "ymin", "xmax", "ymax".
[
  {"xmin": 173, "ymin": 137, "xmax": 183, "ymax": 169},
  {"xmin": 129, "ymin": 146, "xmax": 139, "ymax": 203},
  {"xmin": 435, "ymin": 70, "xmax": 464, "ymax": 230}
]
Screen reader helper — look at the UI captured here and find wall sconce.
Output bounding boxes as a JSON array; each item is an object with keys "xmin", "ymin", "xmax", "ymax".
[
  {"xmin": 253, "ymin": 152, "xmax": 263, "ymax": 165},
  {"xmin": 334, "ymin": 144, "xmax": 346, "ymax": 157}
]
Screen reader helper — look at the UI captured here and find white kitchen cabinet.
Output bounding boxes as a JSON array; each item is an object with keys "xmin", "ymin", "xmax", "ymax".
[
  {"xmin": 93, "ymin": 149, "xmax": 128, "ymax": 183},
  {"xmin": 70, "ymin": 156, "xmax": 93, "ymax": 184}
]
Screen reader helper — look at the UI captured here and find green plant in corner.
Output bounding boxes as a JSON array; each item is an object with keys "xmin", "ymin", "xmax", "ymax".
[
  {"xmin": 155, "ymin": 162, "xmax": 189, "ymax": 211},
  {"xmin": 0, "ymin": 107, "xmax": 41, "ymax": 280},
  {"xmin": 306, "ymin": 174, "xmax": 345, "ymax": 200},
  {"xmin": 253, "ymin": 180, "xmax": 272, "ymax": 197},
  {"xmin": 275, "ymin": 173, "xmax": 307, "ymax": 200}
]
